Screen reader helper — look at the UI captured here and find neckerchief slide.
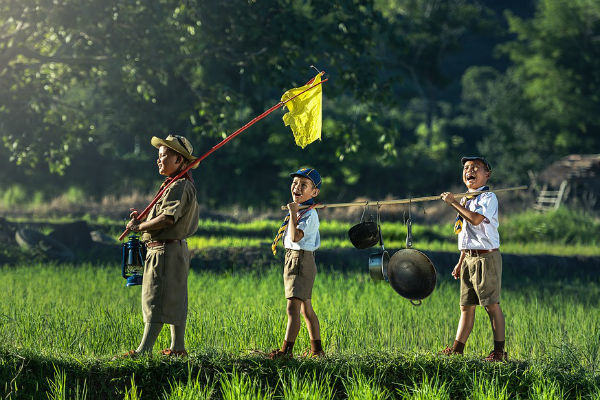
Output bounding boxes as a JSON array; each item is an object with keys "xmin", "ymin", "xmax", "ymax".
[{"xmin": 453, "ymin": 186, "xmax": 489, "ymax": 234}]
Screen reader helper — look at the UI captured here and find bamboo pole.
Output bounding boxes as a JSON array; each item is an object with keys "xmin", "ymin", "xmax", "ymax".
[{"xmin": 279, "ymin": 186, "xmax": 528, "ymax": 211}]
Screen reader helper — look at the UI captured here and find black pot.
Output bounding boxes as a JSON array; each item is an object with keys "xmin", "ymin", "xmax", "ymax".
[
  {"xmin": 348, "ymin": 221, "xmax": 379, "ymax": 249},
  {"xmin": 387, "ymin": 249, "xmax": 437, "ymax": 303}
]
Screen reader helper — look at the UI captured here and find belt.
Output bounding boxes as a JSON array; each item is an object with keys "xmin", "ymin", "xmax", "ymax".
[
  {"xmin": 285, "ymin": 249, "xmax": 313, "ymax": 255},
  {"xmin": 463, "ymin": 248, "xmax": 498, "ymax": 256},
  {"xmin": 146, "ymin": 239, "xmax": 181, "ymax": 248}
]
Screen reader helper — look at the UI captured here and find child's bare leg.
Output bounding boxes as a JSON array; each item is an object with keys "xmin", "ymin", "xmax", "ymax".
[
  {"xmin": 300, "ymin": 299, "xmax": 321, "ymax": 340},
  {"xmin": 169, "ymin": 323, "xmax": 186, "ymax": 352},
  {"xmin": 284, "ymin": 298, "xmax": 303, "ymax": 342},
  {"xmin": 456, "ymin": 305, "xmax": 476, "ymax": 343},
  {"xmin": 301, "ymin": 299, "xmax": 323, "ymax": 354},
  {"xmin": 136, "ymin": 322, "xmax": 163, "ymax": 353},
  {"xmin": 484, "ymin": 303, "xmax": 505, "ymax": 341}
]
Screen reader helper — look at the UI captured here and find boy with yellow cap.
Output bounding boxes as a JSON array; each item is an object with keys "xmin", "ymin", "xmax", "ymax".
[
  {"xmin": 120, "ymin": 134, "xmax": 199, "ymax": 358},
  {"xmin": 270, "ymin": 167, "xmax": 324, "ymax": 359}
]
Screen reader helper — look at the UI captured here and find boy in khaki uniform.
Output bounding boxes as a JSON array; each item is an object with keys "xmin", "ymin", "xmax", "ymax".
[
  {"xmin": 270, "ymin": 167, "xmax": 324, "ymax": 359},
  {"xmin": 122, "ymin": 134, "xmax": 199, "ymax": 358},
  {"xmin": 440, "ymin": 156, "xmax": 507, "ymax": 362}
]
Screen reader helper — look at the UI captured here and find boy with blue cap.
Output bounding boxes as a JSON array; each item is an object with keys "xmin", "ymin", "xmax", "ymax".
[
  {"xmin": 439, "ymin": 156, "xmax": 507, "ymax": 362},
  {"xmin": 270, "ymin": 167, "xmax": 324, "ymax": 359}
]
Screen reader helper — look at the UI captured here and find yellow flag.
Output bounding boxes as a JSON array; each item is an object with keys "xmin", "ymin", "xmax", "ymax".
[{"xmin": 281, "ymin": 73, "xmax": 322, "ymax": 148}]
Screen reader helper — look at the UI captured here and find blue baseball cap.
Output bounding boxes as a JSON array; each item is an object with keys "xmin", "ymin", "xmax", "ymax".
[
  {"xmin": 461, "ymin": 156, "xmax": 492, "ymax": 171},
  {"xmin": 290, "ymin": 167, "xmax": 322, "ymax": 189}
]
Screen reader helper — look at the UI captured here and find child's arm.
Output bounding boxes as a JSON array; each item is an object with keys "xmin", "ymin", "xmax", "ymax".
[
  {"xmin": 286, "ymin": 202, "xmax": 305, "ymax": 242},
  {"xmin": 127, "ymin": 209, "xmax": 174, "ymax": 233},
  {"xmin": 440, "ymin": 192, "xmax": 485, "ymax": 225}
]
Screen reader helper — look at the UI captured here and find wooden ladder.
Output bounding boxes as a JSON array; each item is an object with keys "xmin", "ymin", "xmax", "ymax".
[{"xmin": 533, "ymin": 180, "xmax": 568, "ymax": 212}]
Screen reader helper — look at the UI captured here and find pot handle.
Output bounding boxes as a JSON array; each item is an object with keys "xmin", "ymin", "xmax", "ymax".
[
  {"xmin": 410, "ymin": 299, "xmax": 422, "ymax": 307},
  {"xmin": 405, "ymin": 198, "xmax": 413, "ymax": 249},
  {"xmin": 359, "ymin": 202, "xmax": 368, "ymax": 223},
  {"xmin": 406, "ymin": 218, "xmax": 413, "ymax": 249},
  {"xmin": 377, "ymin": 204, "xmax": 385, "ymax": 250}
]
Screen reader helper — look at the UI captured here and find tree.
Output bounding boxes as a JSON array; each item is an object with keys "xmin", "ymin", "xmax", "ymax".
[{"xmin": 464, "ymin": 0, "xmax": 600, "ymax": 184}]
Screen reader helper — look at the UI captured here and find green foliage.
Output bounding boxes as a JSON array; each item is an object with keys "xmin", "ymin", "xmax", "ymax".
[
  {"xmin": 499, "ymin": 207, "xmax": 600, "ymax": 244},
  {"xmin": 124, "ymin": 375, "xmax": 141, "ymax": 400},
  {"xmin": 343, "ymin": 369, "xmax": 390, "ymax": 400},
  {"xmin": 529, "ymin": 375, "xmax": 564, "ymax": 400},
  {"xmin": 1, "ymin": 185, "xmax": 27, "ymax": 207},
  {"xmin": 46, "ymin": 365, "xmax": 87, "ymax": 400},
  {"xmin": 64, "ymin": 187, "xmax": 87, "ymax": 204},
  {"xmin": 397, "ymin": 372, "xmax": 450, "ymax": 400},
  {"xmin": 220, "ymin": 369, "xmax": 271, "ymax": 400},
  {"xmin": 464, "ymin": 0, "xmax": 600, "ymax": 184},
  {"xmin": 2, "ymin": 0, "xmax": 599, "ymax": 209},
  {"xmin": 470, "ymin": 373, "xmax": 509, "ymax": 400},
  {"xmin": 163, "ymin": 369, "xmax": 215, "ymax": 400},
  {"xmin": 0, "ymin": 0, "xmax": 500, "ymax": 206},
  {"xmin": 279, "ymin": 370, "xmax": 335, "ymax": 400}
]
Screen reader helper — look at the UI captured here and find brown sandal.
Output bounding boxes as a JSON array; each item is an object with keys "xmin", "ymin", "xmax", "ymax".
[
  {"xmin": 484, "ymin": 350, "xmax": 508, "ymax": 362},
  {"xmin": 160, "ymin": 349, "xmax": 188, "ymax": 357},
  {"xmin": 267, "ymin": 349, "xmax": 293, "ymax": 360},
  {"xmin": 440, "ymin": 346, "xmax": 463, "ymax": 355},
  {"xmin": 301, "ymin": 349, "xmax": 325, "ymax": 358}
]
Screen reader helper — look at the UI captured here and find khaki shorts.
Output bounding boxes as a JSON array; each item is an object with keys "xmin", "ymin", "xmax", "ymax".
[
  {"xmin": 460, "ymin": 250, "xmax": 502, "ymax": 306},
  {"xmin": 284, "ymin": 249, "xmax": 317, "ymax": 300}
]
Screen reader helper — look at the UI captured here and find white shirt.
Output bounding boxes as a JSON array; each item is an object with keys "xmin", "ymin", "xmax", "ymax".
[
  {"xmin": 284, "ymin": 208, "xmax": 320, "ymax": 251},
  {"xmin": 458, "ymin": 190, "xmax": 500, "ymax": 250}
]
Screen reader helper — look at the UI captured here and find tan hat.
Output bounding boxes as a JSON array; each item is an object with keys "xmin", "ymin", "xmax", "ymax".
[{"xmin": 151, "ymin": 134, "xmax": 199, "ymax": 169}]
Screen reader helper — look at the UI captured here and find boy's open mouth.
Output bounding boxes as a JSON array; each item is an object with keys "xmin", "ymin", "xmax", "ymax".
[{"xmin": 466, "ymin": 173, "xmax": 476, "ymax": 182}]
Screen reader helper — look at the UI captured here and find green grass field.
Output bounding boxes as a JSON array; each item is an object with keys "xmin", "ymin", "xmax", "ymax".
[
  {"xmin": 1, "ymin": 208, "xmax": 599, "ymax": 398},
  {"xmin": 1, "ymin": 262, "xmax": 599, "ymax": 399}
]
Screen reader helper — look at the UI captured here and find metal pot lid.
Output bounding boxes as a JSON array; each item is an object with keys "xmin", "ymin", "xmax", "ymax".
[{"xmin": 388, "ymin": 248, "xmax": 437, "ymax": 300}]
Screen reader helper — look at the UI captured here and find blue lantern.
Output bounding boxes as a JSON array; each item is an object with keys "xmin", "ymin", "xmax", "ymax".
[{"xmin": 121, "ymin": 234, "xmax": 146, "ymax": 286}]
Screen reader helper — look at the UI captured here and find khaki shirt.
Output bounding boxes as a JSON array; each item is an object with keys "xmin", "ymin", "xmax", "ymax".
[{"xmin": 141, "ymin": 178, "xmax": 199, "ymax": 241}]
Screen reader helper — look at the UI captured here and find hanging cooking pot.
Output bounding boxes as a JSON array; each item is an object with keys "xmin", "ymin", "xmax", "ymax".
[
  {"xmin": 368, "ymin": 206, "xmax": 389, "ymax": 281},
  {"xmin": 348, "ymin": 204, "xmax": 379, "ymax": 249},
  {"xmin": 387, "ymin": 213, "xmax": 437, "ymax": 305}
]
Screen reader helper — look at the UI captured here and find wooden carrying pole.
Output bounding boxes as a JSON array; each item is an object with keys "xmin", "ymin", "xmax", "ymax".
[
  {"xmin": 280, "ymin": 186, "xmax": 528, "ymax": 211},
  {"xmin": 118, "ymin": 72, "xmax": 328, "ymax": 241}
]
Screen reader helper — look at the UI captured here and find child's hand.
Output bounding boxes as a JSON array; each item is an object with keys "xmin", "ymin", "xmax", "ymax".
[
  {"xmin": 126, "ymin": 218, "xmax": 142, "ymax": 232},
  {"xmin": 451, "ymin": 262, "xmax": 462, "ymax": 279},
  {"xmin": 287, "ymin": 202, "xmax": 299, "ymax": 214},
  {"xmin": 440, "ymin": 192, "xmax": 456, "ymax": 205},
  {"xmin": 129, "ymin": 208, "xmax": 139, "ymax": 219}
]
